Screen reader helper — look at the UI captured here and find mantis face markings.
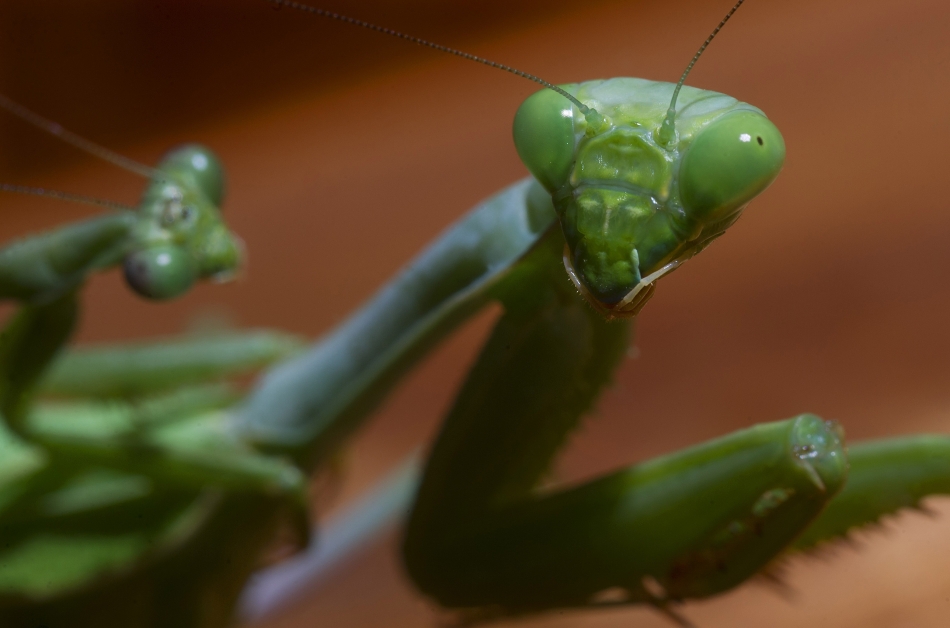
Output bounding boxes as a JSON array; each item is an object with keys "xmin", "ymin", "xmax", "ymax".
[{"xmin": 514, "ymin": 79, "xmax": 785, "ymax": 316}]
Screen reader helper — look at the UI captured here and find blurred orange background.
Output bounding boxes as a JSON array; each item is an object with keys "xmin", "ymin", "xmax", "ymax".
[{"xmin": 2, "ymin": 0, "xmax": 950, "ymax": 626}]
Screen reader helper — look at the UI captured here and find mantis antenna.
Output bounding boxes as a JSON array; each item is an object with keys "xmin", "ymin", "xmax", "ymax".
[
  {"xmin": 0, "ymin": 183, "xmax": 135, "ymax": 212},
  {"xmin": 0, "ymin": 92, "xmax": 163, "ymax": 180},
  {"xmin": 0, "ymin": 92, "xmax": 165, "ymax": 210},
  {"xmin": 656, "ymin": 0, "xmax": 747, "ymax": 146},
  {"xmin": 265, "ymin": 0, "xmax": 608, "ymax": 128}
]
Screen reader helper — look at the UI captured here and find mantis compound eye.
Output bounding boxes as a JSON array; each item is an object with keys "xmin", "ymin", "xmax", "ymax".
[
  {"xmin": 513, "ymin": 87, "xmax": 577, "ymax": 193},
  {"xmin": 679, "ymin": 110, "xmax": 785, "ymax": 223},
  {"xmin": 157, "ymin": 144, "xmax": 227, "ymax": 207},
  {"xmin": 123, "ymin": 245, "xmax": 196, "ymax": 300}
]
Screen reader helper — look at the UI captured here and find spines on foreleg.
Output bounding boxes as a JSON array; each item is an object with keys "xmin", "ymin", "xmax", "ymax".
[
  {"xmin": 794, "ymin": 435, "xmax": 950, "ymax": 551},
  {"xmin": 402, "ymin": 236, "xmax": 849, "ymax": 616},
  {"xmin": 407, "ymin": 414, "xmax": 847, "ymax": 615}
]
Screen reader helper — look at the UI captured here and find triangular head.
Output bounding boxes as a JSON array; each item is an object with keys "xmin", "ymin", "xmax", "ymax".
[
  {"xmin": 514, "ymin": 78, "xmax": 785, "ymax": 317},
  {"xmin": 124, "ymin": 145, "xmax": 243, "ymax": 300}
]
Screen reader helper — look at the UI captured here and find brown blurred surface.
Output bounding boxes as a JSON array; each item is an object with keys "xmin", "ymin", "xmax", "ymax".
[{"xmin": 3, "ymin": 0, "xmax": 950, "ymax": 626}]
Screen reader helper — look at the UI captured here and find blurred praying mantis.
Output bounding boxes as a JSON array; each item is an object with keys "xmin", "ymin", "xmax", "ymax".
[{"xmin": 1, "ymin": 1, "xmax": 950, "ymax": 627}]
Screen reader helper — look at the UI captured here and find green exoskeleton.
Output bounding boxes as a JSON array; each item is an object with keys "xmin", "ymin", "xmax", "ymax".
[{"xmin": 3, "ymin": 3, "xmax": 950, "ymax": 627}]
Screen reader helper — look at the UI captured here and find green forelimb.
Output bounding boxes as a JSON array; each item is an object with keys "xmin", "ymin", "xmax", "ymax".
[
  {"xmin": 407, "ymin": 416, "xmax": 847, "ymax": 619},
  {"xmin": 403, "ymin": 247, "xmax": 848, "ymax": 618},
  {"xmin": 0, "ymin": 213, "xmax": 134, "ymax": 303},
  {"xmin": 22, "ymin": 406, "xmax": 307, "ymax": 503},
  {"xmin": 38, "ymin": 330, "xmax": 304, "ymax": 399},
  {"xmin": 236, "ymin": 178, "xmax": 557, "ymax": 470},
  {"xmin": 794, "ymin": 435, "xmax": 950, "ymax": 551},
  {"xmin": 0, "ymin": 290, "xmax": 79, "ymax": 433}
]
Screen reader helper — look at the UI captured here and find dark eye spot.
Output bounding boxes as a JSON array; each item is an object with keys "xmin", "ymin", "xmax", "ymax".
[
  {"xmin": 756, "ymin": 136, "xmax": 764, "ymax": 146},
  {"xmin": 123, "ymin": 255, "xmax": 152, "ymax": 294}
]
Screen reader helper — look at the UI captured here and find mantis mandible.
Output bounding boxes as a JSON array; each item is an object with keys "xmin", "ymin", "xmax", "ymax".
[{"xmin": 1, "ymin": 1, "xmax": 949, "ymax": 627}]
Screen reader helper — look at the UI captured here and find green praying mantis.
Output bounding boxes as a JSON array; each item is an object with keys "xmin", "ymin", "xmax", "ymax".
[{"xmin": 1, "ymin": 1, "xmax": 949, "ymax": 626}]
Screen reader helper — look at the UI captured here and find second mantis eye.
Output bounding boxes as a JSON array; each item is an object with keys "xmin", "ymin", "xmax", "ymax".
[
  {"xmin": 123, "ymin": 245, "xmax": 196, "ymax": 300},
  {"xmin": 678, "ymin": 110, "xmax": 786, "ymax": 223}
]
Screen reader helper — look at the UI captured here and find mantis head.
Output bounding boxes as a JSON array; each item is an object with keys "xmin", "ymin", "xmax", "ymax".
[
  {"xmin": 513, "ymin": 87, "xmax": 785, "ymax": 317},
  {"xmin": 0, "ymin": 93, "xmax": 243, "ymax": 303},
  {"xmin": 512, "ymin": 0, "xmax": 785, "ymax": 318},
  {"xmin": 124, "ymin": 145, "xmax": 243, "ymax": 300}
]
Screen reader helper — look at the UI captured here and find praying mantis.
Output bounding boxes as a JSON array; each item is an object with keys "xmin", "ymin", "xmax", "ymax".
[{"xmin": 1, "ymin": 0, "xmax": 950, "ymax": 626}]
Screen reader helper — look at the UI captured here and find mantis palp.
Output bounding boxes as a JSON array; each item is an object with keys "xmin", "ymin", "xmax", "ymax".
[{"xmin": 1, "ymin": 1, "xmax": 950, "ymax": 628}]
